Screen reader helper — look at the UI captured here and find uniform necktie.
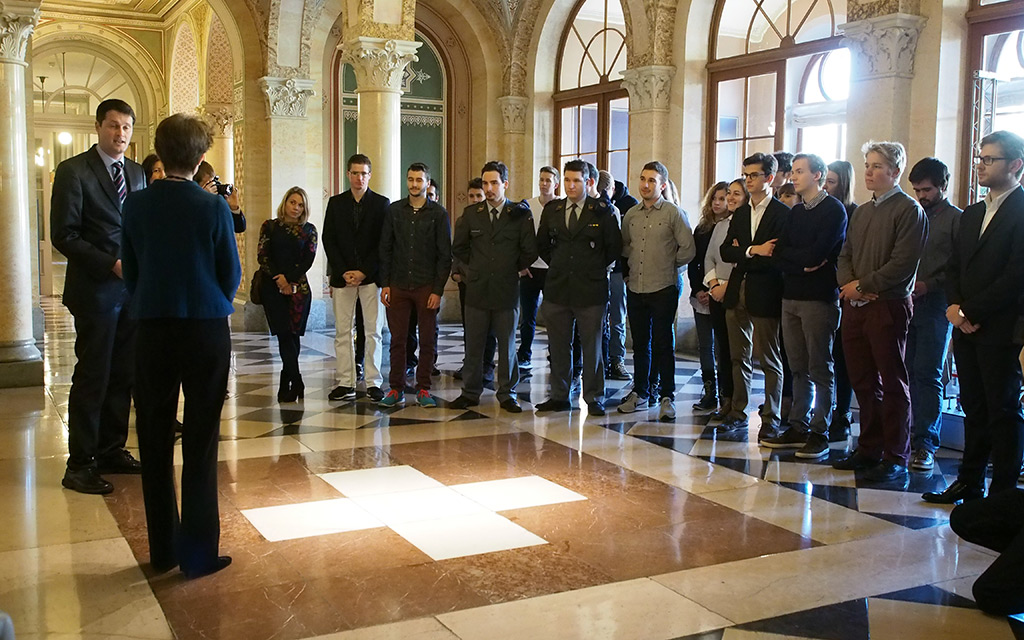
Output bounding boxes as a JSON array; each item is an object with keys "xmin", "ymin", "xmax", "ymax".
[
  {"xmin": 112, "ymin": 161, "xmax": 126, "ymax": 205},
  {"xmin": 491, "ymin": 208, "xmax": 499, "ymax": 228},
  {"xmin": 569, "ymin": 203, "xmax": 578, "ymax": 232}
]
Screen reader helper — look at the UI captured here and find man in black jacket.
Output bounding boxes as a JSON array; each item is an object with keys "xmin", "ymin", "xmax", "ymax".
[
  {"xmin": 535, "ymin": 159, "xmax": 622, "ymax": 416},
  {"xmin": 450, "ymin": 161, "xmax": 538, "ymax": 413},
  {"xmin": 719, "ymin": 152, "xmax": 789, "ymax": 440},
  {"xmin": 323, "ymin": 154, "xmax": 391, "ymax": 403},
  {"xmin": 51, "ymin": 99, "xmax": 147, "ymax": 495}
]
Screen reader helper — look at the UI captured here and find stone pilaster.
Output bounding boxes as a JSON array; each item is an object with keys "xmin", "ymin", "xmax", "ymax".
[
  {"xmin": 841, "ymin": 12, "xmax": 927, "ymax": 199},
  {"xmin": 339, "ymin": 37, "xmax": 420, "ymax": 200},
  {"xmin": 497, "ymin": 95, "xmax": 529, "ymax": 197},
  {"xmin": 259, "ymin": 76, "xmax": 316, "ymax": 118},
  {"xmin": 0, "ymin": 0, "xmax": 43, "ymax": 386},
  {"xmin": 620, "ymin": 65, "xmax": 676, "ymax": 187}
]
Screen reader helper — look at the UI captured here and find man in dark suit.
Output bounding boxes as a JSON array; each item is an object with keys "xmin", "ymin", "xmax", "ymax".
[
  {"xmin": 51, "ymin": 99, "xmax": 146, "ymax": 495},
  {"xmin": 323, "ymin": 153, "xmax": 390, "ymax": 403},
  {"xmin": 535, "ymin": 159, "xmax": 622, "ymax": 416},
  {"xmin": 924, "ymin": 130, "xmax": 1024, "ymax": 504},
  {"xmin": 718, "ymin": 152, "xmax": 789, "ymax": 441},
  {"xmin": 450, "ymin": 161, "xmax": 538, "ymax": 413}
]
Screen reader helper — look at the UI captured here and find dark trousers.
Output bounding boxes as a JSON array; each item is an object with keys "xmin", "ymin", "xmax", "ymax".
[
  {"xmin": 833, "ymin": 326, "xmax": 853, "ymax": 416},
  {"xmin": 458, "ymin": 281, "xmax": 497, "ymax": 369},
  {"xmin": 355, "ymin": 300, "xmax": 365, "ymax": 366},
  {"xmin": 277, "ymin": 332, "xmax": 301, "ymax": 380},
  {"xmin": 67, "ymin": 299, "xmax": 137, "ymax": 469},
  {"xmin": 694, "ymin": 310, "xmax": 716, "ymax": 384},
  {"xmin": 135, "ymin": 318, "xmax": 229, "ymax": 573},
  {"xmin": 952, "ymin": 335, "xmax": 1024, "ymax": 494},
  {"xmin": 627, "ymin": 285, "xmax": 680, "ymax": 399},
  {"xmin": 709, "ymin": 299, "xmax": 733, "ymax": 399},
  {"xmin": 518, "ymin": 267, "xmax": 547, "ymax": 361},
  {"xmin": 949, "ymin": 489, "xmax": 1024, "ymax": 615},
  {"xmin": 842, "ymin": 297, "xmax": 913, "ymax": 466},
  {"xmin": 406, "ymin": 307, "xmax": 439, "ymax": 369},
  {"xmin": 463, "ymin": 305, "xmax": 519, "ymax": 402},
  {"xmin": 388, "ymin": 285, "xmax": 437, "ymax": 391},
  {"xmin": 543, "ymin": 300, "xmax": 605, "ymax": 404}
]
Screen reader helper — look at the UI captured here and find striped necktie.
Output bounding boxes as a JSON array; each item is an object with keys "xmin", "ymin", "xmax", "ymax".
[{"xmin": 112, "ymin": 161, "xmax": 126, "ymax": 205}]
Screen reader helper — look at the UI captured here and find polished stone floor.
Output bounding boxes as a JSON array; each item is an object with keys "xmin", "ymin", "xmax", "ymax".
[{"xmin": 0, "ymin": 296, "xmax": 1021, "ymax": 640}]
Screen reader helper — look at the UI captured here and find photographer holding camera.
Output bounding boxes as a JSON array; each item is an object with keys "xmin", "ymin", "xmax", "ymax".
[{"xmin": 194, "ymin": 161, "xmax": 245, "ymax": 233}]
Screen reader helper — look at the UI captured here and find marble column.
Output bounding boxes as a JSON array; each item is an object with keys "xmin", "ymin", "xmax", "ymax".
[
  {"xmin": 340, "ymin": 37, "xmax": 420, "ymax": 201},
  {"xmin": 202, "ymin": 103, "xmax": 234, "ymax": 183},
  {"xmin": 620, "ymin": 65, "xmax": 675, "ymax": 186},
  {"xmin": 841, "ymin": 12, "xmax": 927, "ymax": 201},
  {"xmin": 498, "ymin": 95, "xmax": 529, "ymax": 196},
  {"xmin": 0, "ymin": 1, "xmax": 43, "ymax": 386}
]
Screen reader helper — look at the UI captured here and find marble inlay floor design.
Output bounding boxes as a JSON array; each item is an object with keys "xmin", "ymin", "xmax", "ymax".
[{"xmin": 0, "ymin": 297, "xmax": 1020, "ymax": 640}]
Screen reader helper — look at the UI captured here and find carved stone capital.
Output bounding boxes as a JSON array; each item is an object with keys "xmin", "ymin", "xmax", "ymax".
[
  {"xmin": 620, "ymin": 65, "xmax": 675, "ymax": 112},
  {"xmin": 841, "ymin": 13, "xmax": 927, "ymax": 80},
  {"xmin": 497, "ymin": 96, "xmax": 528, "ymax": 135},
  {"xmin": 202, "ymin": 103, "xmax": 234, "ymax": 136},
  {"xmin": 0, "ymin": 1, "xmax": 40, "ymax": 66},
  {"xmin": 339, "ymin": 37, "xmax": 420, "ymax": 93},
  {"xmin": 259, "ymin": 76, "xmax": 316, "ymax": 119}
]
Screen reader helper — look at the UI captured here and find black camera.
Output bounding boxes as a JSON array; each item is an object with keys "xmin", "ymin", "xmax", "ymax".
[{"xmin": 212, "ymin": 175, "xmax": 234, "ymax": 197}]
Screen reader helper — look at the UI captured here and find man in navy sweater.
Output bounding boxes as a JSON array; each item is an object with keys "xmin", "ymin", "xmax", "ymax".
[{"xmin": 760, "ymin": 153, "xmax": 847, "ymax": 458}]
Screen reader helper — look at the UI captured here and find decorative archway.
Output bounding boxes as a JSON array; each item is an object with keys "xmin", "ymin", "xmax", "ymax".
[{"xmin": 169, "ymin": 21, "xmax": 201, "ymax": 116}]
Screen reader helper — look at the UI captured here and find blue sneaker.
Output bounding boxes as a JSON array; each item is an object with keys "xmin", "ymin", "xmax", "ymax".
[
  {"xmin": 416, "ymin": 389, "xmax": 437, "ymax": 408},
  {"xmin": 378, "ymin": 389, "xmax": 404, "ymax": 407}
]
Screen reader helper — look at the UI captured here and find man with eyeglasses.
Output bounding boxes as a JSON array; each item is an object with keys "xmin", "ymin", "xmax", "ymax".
[
  {"xmin": 717, "ymin": 153, "xmax": 789, "ymax": 440},
  {"xmin": 923, "ymin": 130, "xmax": 1024, "ymax": 505}
]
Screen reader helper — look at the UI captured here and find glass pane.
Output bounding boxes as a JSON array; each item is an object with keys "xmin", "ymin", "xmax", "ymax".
[
  {"xmin": 748, "ymin": 7, "xmax": 782, "ymax": 54},
  {"xmin": 746, "ymin": 137, "xmax": 776, "ymax": 158},
  {"xmin": 715, "ymin": 0, "xmax": 752, "ymax": 59},
  {"xmin": 799, "ymin": 124, "xmax": 840, "ymax": 161},
  {"xmin": 793, "ymin": 0, "xmax": 841, "ymax": 44},
  {"xmin": 716, "ymin": 141, "xmax": 741, "ymax": 183},
  {"xmin": 983, "ymin": 30, "xmax": 1024, "ymax": 142},
  {"xmin": 608, "ymin": 151, "xmax": 629, "ymax": 187},
  {"xmin": 559, "ymin": 31, "xmax": 587, "ymax": 91},
  {"xmin": 561, "ymin": 106, "xmax": 579, "ymax": 155},
  {"xmin": 717, "ymin": 78, "xmax": 745, "ymax": 139},
  {"xmin": 580, "ymin": 103, "xmax": 599, "ymax": 154},
  {"xmin": 820, "ymin": 48, "xmax": 850, "ymax": 101},
  {"xmin": 609, "ymin": 97, "xmax": 629, "ymax": 150},
  {"xmin": 580, "ymin": 152, "xmax": 598, "ymax": 168},
  {"xmin": 746, "ymin": 73, "xmax": 777, "ymax": 137}
]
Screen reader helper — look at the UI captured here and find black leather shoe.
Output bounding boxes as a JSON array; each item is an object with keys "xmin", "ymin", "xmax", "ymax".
[
  {"xmin": 922, "ymin": 480, "xmax": 985, "ymax": 504},
  {"xmin": 449, "ymin": 395, "xmax": 480, "ymax": 410},
  {"xmin": 366, "ymin": 387, "xmax": 385, "ymax": 402},
  {"xmin": 97, "ymin": 449, "xmax": 142, "ymax": 475},
  {"xmin": 831, "ymin": 450, "xmax": 881, "ymax": 471},
  {"xmin": 535, "ymin": 399, "xmax": 571, "ymax": 412},
  {"xmin": 62, "ymin": 467, "xmax": 114, "ymax": 495},
  {"xmin": 716, "ymin": 416, "xmax": 749, "ymax": 431},
  {"xmin": 500, "ymin": 398, "xmax": 523, "ymax": 413},
  {"xmin": 182, "ymin": 555, "xmax": 232, "ymax": 579},
  {"xmin": 587, "ymin": 401, "xmax": 606, "ymax": 416},
  {"xmin": 863, "ymin": 461, "xmax": 908, "ymax": 483}
]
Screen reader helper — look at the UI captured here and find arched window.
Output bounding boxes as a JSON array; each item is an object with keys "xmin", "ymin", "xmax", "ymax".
[
  {"xmin": 554, "ymin": 0, "xmax": 629, "ymax": 181},
  {"xmin": 707, "ymin": 0, "xmax": 847, "ymax": 184}
]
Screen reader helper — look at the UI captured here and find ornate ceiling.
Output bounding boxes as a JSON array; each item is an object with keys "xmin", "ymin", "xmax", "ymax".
[{"xmin": 40, "ymin": 0, "xmax": 184, "ymax": 22}]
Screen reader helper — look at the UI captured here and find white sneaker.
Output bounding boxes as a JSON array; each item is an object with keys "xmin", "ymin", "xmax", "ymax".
[
  {"xmin": 617, "ymin": 391, "xmax": 646, "ymax": 413},
  {"xmin": 658, "ymin": 397, "xmax": 676, "ymax": 422}
]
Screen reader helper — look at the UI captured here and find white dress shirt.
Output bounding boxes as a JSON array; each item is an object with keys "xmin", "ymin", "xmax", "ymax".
[{"xmin": 980, "ymin": 185, "xmax": 1019, "ymax": 237}]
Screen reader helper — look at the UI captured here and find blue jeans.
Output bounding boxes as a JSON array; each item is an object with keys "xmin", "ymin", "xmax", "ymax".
[{"xmin": 907, "ymin": 291, "xmax": 952, "ymax": 452}]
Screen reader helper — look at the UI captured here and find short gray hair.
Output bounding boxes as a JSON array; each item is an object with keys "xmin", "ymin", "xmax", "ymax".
[{"xmin": 861, "ymin": 140, "xmax": 907, "ymax": 174}]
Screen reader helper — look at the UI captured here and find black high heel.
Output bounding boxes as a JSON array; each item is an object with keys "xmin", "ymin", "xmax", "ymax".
[
  {"xmin": 277, "ymin": 371, "xmax": 294, "ymax": 403},
  {"xmin": 292, "ymin": 374, "xmax": 304, "ymax": 400}
]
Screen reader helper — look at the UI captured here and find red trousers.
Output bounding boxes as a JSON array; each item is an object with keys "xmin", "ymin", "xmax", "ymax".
[{"xmin": 386, "ymin": 284, "xmax": 437, "ymax": 391}]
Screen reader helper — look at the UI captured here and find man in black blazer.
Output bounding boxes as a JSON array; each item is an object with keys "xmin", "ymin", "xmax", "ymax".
[
  {"xmin": 535, "ymin": 159, "xmax": 623, "ymax": 416},
  {"xmin": 718, "ymin": 152, "xmax": 789, "ymax": 440},
  {"xmin": 450, "ymin": 161, "xmax": 538, "ymax": 413},
  {"xmin": 51, "ymin": 99, "xmax": 146, "ymax": 495},
  {"xmin": 924, "ymin": 130, "xmax": 1024, "ymax": 504},
  {"xmin": 322, "ymin": 153, "xmax": 391, "ymax": 403}
]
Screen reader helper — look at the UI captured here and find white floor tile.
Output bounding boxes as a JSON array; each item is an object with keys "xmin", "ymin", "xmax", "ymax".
[
  {"xmin": 451, "ymin": 475, "xmax": 587, "ymax": 511},
  {"xmin": 391, "ymin": 511, "xmax": 547, "ymax": 561},
  {"xmin": 318, "ymin": 465, "xmax": 444, "ymax": 497},
  {"xmin": 241, "ymin": 498, "xmax": 384, "ymax": 541},
  {"xmin": 350, "ymin": 487, "xmax": 490, "ymax": 526}
]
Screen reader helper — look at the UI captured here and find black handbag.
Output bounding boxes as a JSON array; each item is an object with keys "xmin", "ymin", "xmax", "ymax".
[{"xmin": 249, "ymin": 269, "xmax": 263, "ymax": 305}]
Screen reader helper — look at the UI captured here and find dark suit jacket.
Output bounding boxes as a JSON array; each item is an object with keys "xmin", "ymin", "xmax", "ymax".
[
  {"xmin": 537, "ymin": 196, "xmax": 622, "ymax": 307},
  {"xmin": 946, "ymin": 185, "xmax": 1024, "ymax": 346},
  {"xmin": 51, "ymin": 145, "xmax": 146, "ymax": 314},
  {"xmin": 452, "ymin": 198, "xmax": 538, "ymax": 310},
  {"xmin": 322, "ymin": 188, "xmax": 390, "ymax": 287},
  {"xmin": 719, "ymin": 197, "xmax": 789, "ymax": 317}
]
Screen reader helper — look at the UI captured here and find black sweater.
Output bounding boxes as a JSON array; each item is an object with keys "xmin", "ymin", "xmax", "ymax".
[{"xmin": 772, "ymin": 194, "xmax": 848, "ymax": 302}]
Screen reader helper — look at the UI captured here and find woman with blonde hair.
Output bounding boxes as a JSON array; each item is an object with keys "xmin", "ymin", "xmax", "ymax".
[
  {"xmin": 258, "ymin": 187, "xmax": 318, "ymax": 402},
  {"xmin": 689, "ymin": 181, "xmax": 731, "ymax": 411}
]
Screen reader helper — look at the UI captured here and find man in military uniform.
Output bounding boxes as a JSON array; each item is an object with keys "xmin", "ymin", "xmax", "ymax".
[
  {"xmin": 535, "ymin": 159, "xmax": 623, "ymax": 416},
  {"xmin": 450, "ymin": 161, "xmax": 538, "ymax": 413}
]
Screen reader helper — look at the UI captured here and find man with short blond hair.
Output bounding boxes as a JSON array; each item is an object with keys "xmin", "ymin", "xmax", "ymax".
[{"xmin": 518, "ymin": 166, "xmax": 559, "ymax": 369}]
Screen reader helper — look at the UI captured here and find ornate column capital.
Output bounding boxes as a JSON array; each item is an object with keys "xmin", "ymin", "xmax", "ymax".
[
  {"xmin": 0, "ymin": 1, "xmax": 41, "ymax": 67},
  {"xmin": 259, "ymin": 76, "xmax": 316, "ymax": 119},
  {"xmin": 339, "ymin": 37, "xmax": 420, "ymax": 93},
  {"xmin": 840, "ymin": 13, "xmax": 928, "ymax": 81},
  {"xmin": 202, "ymin": 103, "xmax": 234, "ymax": 135},
  {"xmin": 497, "ymin": 96, "xmax": 528, "ymax": 135},
  {"xmin": 620, "ymin": 65, "xmax": 676, "ymax": 113}
]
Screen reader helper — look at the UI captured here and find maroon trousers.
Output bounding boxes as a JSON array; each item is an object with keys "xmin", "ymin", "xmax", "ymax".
[
  {"xmin": 386, "ymin": 284, "xmax": 437, "ymax": 391},
  {"xmin": 841, "ymin": 297, "xmax": 913, "ymax": 466}
]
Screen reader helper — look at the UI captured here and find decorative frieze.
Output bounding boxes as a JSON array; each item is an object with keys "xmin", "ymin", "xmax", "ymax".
[
  {"xmin": 259, "ymin": 76, "xmax": 316, "ymax": 118},
  {"xmin": 0, "ymin": 1, "xmax": 40, "ymax": 66},
  {"xmin": 497, "ymin": 95, "xmax": 528, "ymax": 134},
  {"xmin": 841, "ymin": 13, "xmax": 927, "ymax": 80},
  {"xmin": 620, "ymin": 65, "xmax": 675, "ymax": 113},
  {"xmin": 340, "ymin": 37, "xmax": 420, "ymax": 93}
]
